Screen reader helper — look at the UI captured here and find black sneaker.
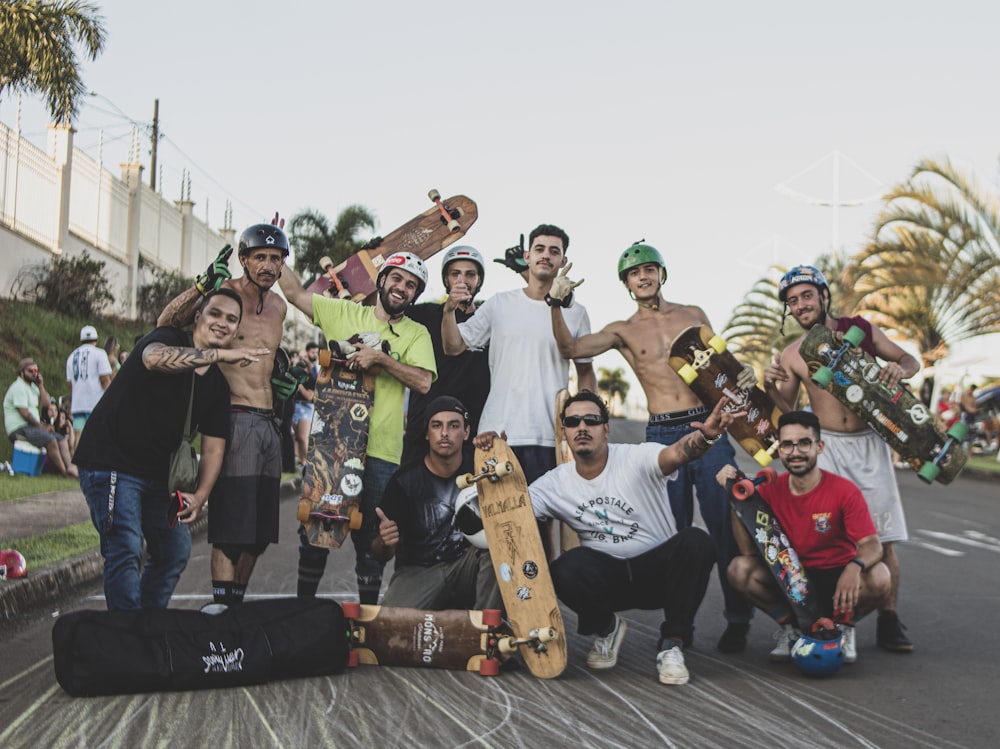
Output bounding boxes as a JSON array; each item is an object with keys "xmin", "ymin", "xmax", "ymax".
[
  {"xmin": 717, "ymin": 622, "xmax": 750, "ymax": 653},
  {"xmin": 877, "ymin": 612, "xmax": 914, "ymax": 652}
]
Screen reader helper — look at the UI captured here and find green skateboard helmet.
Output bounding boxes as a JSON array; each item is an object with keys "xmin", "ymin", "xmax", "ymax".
[{"xmin": 618, "ymin": 241, "xmax": 666, "ymax": 283}]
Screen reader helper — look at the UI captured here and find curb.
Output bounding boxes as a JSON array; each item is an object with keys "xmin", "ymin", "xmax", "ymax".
[{"xmin": 0, "ymin": 513, "xmax": 209, "ymax": 629}]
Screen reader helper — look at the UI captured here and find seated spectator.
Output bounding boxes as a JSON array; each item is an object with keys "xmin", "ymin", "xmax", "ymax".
[{"xmin": 3, "ymin": 358, "xmax": 77, "ymax": 477}]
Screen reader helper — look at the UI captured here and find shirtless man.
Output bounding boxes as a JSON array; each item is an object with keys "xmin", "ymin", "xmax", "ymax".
[
  {"xmin": 763, "ymin": 264, "xmax": 919, "ymax": 654},
  {"xmin": 550, "ymin": 241, "xmax": 755, "ymax": 653},
  {"xmin": 158, "ymin": 227, "xmax": 291, "ymax": 608}
]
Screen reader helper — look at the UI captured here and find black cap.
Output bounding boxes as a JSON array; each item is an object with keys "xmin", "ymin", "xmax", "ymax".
[{"xmin": 423, "ymin": 396, "xmax": 470, "ymax": 429}]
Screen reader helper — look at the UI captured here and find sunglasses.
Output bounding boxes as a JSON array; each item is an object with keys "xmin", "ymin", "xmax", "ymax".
[{"xmin": 561, "ymin": 414, "xmax": 607, "ymax": 428}]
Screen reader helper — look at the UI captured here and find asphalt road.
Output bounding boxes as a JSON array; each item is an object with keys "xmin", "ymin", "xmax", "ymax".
[{"xmin": 0, "ymin": 423, "xmax": 997, "ymax": 748}]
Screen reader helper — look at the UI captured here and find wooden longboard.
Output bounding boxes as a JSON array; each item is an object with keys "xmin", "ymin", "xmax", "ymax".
[
  {"xmin": 799, "ymin": 325, "xmax": 967, "ymax": 484},
  {"xmin": 459, "ymin": 440, "xmax": 567, "ymax": 679},
  {"xmin": 554, "ymin": 388, "xmax": 579, "ymax": 555},
  {"xmin": 297, "ymin": 350, "xmax": 373, "ymax": 548},
  {"xmin": 727, "ymin": 474, "xmax": 825, "ymax": 631},
  {"xmin": 669, "ymin": 325, "xmax": 783, "ymax": 466},
  {"xmin": 342, "ymin": 603, "xmax": 511, "ymax": 675},
  {"xmin": 305, "ymin": 190, "xmax": 478, "ymax": 303}
]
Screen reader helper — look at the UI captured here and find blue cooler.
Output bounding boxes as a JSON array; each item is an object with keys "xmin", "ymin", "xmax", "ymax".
[{"xmin": 12, "ymin": 441, "xmax": 45, "ymax": 476}]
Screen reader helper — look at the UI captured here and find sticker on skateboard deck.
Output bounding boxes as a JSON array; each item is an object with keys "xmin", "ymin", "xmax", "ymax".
[
  {"xmin": 669, "ymin": 325, "xmax": 783, "ymax": 466},
  {"xmin": 297, "ymin": 345, "xmax": 375, "ymax": 548},
  {"xmin": 800, "ymin": 324, "xmax": 967, "ymax": 484},
  {"xmin": 457, "ymin": 440, "xmax": 567, "ymax": 679},
  {"xmin": 342, "ymin": 603, "xmax": 512, "ymax": 676},
  {"xmin": 304, "ymin": 189, "xmax": 478, "ymax": 302}
]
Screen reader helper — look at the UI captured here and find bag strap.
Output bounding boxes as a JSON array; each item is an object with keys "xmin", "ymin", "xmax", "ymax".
[{"xmin": 182, "ymin": 372, "xmax": 196, "ymax": 441}]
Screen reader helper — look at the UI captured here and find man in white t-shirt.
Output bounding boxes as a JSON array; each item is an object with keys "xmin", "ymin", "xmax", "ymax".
[
  {"xmin": 525, "ymin": 391, "xmax": 736, "ymax": 686},
  {"xmin": 442, "ymin": 224, "xmax": 597, "ymax": 484},
  {"xmin": 66, "ymin": 325, "xmax": 113, "ymax": 438}
]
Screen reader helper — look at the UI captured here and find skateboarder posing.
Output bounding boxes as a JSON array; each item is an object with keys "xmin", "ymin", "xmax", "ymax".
[
  {"xmin": 548, "ymin": 242, "xmax": 755, "ymax": 653},
  {"xmin": 717, "ymin": 411, "xmax": 892, "ymax": 663},
  {"xmin": 401, "ymin": 245, "xmax": 490, "ymax": 465},
  {"xmin": 442, "ymin": 224, "xmax": 597, "ymax": 484},
  {"xmin": 76, "ymin": 289, "xmax": 267, "ymax": 610},
  {"xmin": 763, "ymin": 264, "xmax": 918, "ymax": 654},
  {"xmin": 278, "ymin": 252, "xmax": 436, "ymax": 604},
  {"xmin": 372, "ymin": 396, "xmax": 501, "ymax": 610},
  {"xmin": 158, "ymin": 226, "xmax": 293, "ymax": 608},
  {"xmin": 514, "ymin": 391, "xmax": 736, "ymax": 685}
]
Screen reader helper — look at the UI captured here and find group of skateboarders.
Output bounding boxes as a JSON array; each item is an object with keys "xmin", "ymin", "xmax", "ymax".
[{"xmin": 76, "ymin": 213, "xmax": 918, "ymax": 685}]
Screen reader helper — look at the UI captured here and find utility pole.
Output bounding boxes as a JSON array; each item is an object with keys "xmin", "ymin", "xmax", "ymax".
[{"xmin": 149, "ymin": 98, "xmax": 159, "ymax": 190}]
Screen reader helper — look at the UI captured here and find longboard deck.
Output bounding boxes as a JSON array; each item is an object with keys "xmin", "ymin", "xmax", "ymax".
[
  {"xmin": 799, "ymin": 325, "xmax": 967, "ymax": 484},
  {"xmin": 669, "ymin": 325, "xmax": 783, "ymax": 466},
  {"xmin": 554, "ymin": 388, "xmax": 579, "ymax": 555},
  {"xmin": 464, "ymin": 440, "xmax": 567, "ymax": 679}
]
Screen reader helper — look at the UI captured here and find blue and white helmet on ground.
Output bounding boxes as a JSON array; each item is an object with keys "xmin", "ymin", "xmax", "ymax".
[
  {"xmin": 778, "ymin": 264, "xmax": 829, "ymax": 302},
  {"xmin": 454, "ymin": 486, "xmax": 487, "ymax": 549},
  {"xmin": 791, "ymin": 630, "xmax": 845, "ymax": 677}
]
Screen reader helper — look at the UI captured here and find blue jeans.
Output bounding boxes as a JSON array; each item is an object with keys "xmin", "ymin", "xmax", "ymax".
[
  {"xmin": 79, "ymin": 469, "xmax": 191, "ymax": 610},
  {"xmin": 645, "ymin": 424, "xmax": 752, "ymax": 623}
]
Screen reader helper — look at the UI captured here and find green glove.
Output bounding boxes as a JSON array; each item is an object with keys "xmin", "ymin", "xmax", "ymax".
[
  {"xmin": 271, "ymin": 369, "xmax": 306, "ymax": 401},
  {"xmin": 195, "ymin": 245, "xmax": 234, "ymax": 296}
]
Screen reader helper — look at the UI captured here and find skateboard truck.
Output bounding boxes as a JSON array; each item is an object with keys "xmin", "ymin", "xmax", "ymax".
[
  {"xmin": 455, "ymin": 457, "xmax": 513, "ymax": 489},
  {"xmin": 497, "ymin": 626, "xmax": 559, "ymax": 656},
  {"xmin": 811, "ymin": 325, "xmax": 866, "ymax": 388},
  {"xmin": 428, "ymin": 189, "xmax": 461, "ymax": 232},
  {"xmin": 318, "ymin": 256, "xmax": 351, "ymax": 299},
  {"xmin": 918, "ymin": 421, "xmax": 968, "ymax": 483}
]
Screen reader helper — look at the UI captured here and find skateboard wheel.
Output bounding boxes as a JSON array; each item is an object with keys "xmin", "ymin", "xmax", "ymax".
[
  {"xmin": 708, "ymin": 335, "xmax": 726, "ymax": 354},
  {"xmin": 757, "ymin": 466, "xmax": 778, "ymax": 486},
  {"xmin": 677, "ymin": 363, "xmax": 698, "ymax": 385},
  {"xmin": 812, "ymin": 617, "xmax": 836, "ymax": 633},
  {"xmin": 732, "ymin": 479, "xmax": 754, "ymax": 500},
  {"xmin": 811, "ymin": 366, "xmax": 833, "ymax": 388},
  {"xmin": 534, "ymin": 627, "xmax": 557, "ymax": 644},
  {"xmin": 318, "ymin": 349, "xmax": 332, "ymax": 367},
  {"xmin": 297, "ymin": 498, "xmax": 312, "ymax": 523},
  {"xmin": 479, "ymin": 658, "xmax": 501, "ymax": 677},
  {"xmin": 342, "ymin": 602, "xmax": 361, "ymax": 619},
  {"xmin": 349, "ymin": 509, "xmax": 363, "ymax": 530},
  {"xmin": 347, "ymin": 650, "xmax": 359, "ymax": 668},
  {"xmin": 947, "ymin": 422, "xmax": 969, "ymax": 441},
  {"xmin": 494, "ymin": 461, "xmax": 513, "ymax": 478},
  {"xmin": 844, "ymin": 325, "xmax": 865, "ymax": 347},
  {"xmin": 482, "ymin": 609, "xmax": 502, "ymax": 627},
  {"xmin": 752, "ymin": 449, "xmax": 772, "ymax": 467},
  {"xmin": 917, "ymin": 461, "xmax": 940, "ymax": 484},
  {"xmin": 319, "ymin": 256, "xmax": 333, "ymax": 270},
  {"xmin": 456, "ymin": 473, "xmax": 473, "ymax": 490},
  {"xmin": 447, "ymin": 219, "xmax": 461, "ymax": 232},
  {"xmin": 428, "ymin": 189, "xmax": 441, "ymax": 202},
  {"xmin": 497, "ymin": 636, "xmax": 518, "ymax": 655}
]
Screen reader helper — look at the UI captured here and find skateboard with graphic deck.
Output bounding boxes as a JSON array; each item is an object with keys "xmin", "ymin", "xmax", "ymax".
[
  {"xmin": 799, "ymin": 325, "xmax": 967, "ymax": 484},
  {"xmin": 297, "ymin": 346, "xmax": 375, "ymax": 548},
  {"xmin": 669, "ymin": 325, "xmax": 784, "ymax": 466},
  {"xmin": 727, "ymin": 470, "xmax": 830, "ymax": 632},
  {"xmin": 304, "ymin": 189, "xmax": 478, "ymax": 303},
  {"xmin": 457, "ymin": 439, "xmax": 567, "ymax": 678},
  {"xmin": 341, "ymin": 603, "xmax": 513, "ymax": 675}
]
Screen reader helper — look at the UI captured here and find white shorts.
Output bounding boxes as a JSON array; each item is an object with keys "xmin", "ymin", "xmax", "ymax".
[{"xmin": 818, "ymin": 428, "xmax": 909, "ymax": 543}]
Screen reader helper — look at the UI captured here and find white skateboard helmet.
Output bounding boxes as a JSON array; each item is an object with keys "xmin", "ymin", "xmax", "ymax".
[
  {"xmin": 454, "ymin": 486, "xmax": 487, "ymax": 549},
  {"xmin": 377, "ymin": 252, "xmax": 429, "ymax": 298}
]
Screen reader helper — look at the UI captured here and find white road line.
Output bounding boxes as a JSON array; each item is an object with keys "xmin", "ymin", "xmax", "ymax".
[
  {"xmin": 916, "ymin": 529, "xmax": 1000, "ymax": 553},
  {"xmin": 909, "ymin": 539, "xmax": 965, "ymax": 557}
]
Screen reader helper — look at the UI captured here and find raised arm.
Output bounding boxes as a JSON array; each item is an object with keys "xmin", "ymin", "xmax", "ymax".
[
  {"xmin": 763, "ymin": 348, "xmax": 803, "ymax": 414},
  {"xmin": 276, "ymin": 264, "xmax": 316, "ymax": 319},
  {"xmin": 657, "ymin": 398, "xmax": 738, "ymax": 475},
  {"xmin": 870, "ymin": 326, "xmax": 920, "ymax": 388},
  {"xmin": 551, "ymin": 309, "xmax": 621, "ymax": 359},
  {"xmin": 142, "ymin": 342, "xmax": 268, "ymax": 373}
]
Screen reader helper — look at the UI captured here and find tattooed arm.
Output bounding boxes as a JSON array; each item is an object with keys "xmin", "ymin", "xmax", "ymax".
[
  {"xmin": 157, "ymin": 287, "xmax": 202, "ymax": 328},
  {"xmin": 142, "ymin": 342, "xmax": 268, "ymax": 372},
  {"xmin": 656, "ymin": 397, "xmax": 739, "ymax": 476}
]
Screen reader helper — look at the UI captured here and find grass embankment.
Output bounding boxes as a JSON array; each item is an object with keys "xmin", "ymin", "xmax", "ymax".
[
  {"xmin": 0, "ymin": 298, "xmax": 147, "ymax": 464},
  {"xmin": 967, "ymin": 454, "xmax": 1000, "ymax": 475},
  {"xmin": 0, "ymin": 523, "xmax": 99, "ymax": 569}
]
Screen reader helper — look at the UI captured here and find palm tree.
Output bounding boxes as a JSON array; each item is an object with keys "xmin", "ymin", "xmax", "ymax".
[
  {"xmin": 597, "ymin": 367, "xmax": 630, "ymax": 417},
  {"xmin": 285, "ymin": 205, "xmax": 378, "ymax": 285},
  {"xmin": 850, "ymin": 157, "xmax": 1000, "ymax": 367},
  {"xmin": 0, "ymin": 1, "xmax": 107, "ymax": 123}
]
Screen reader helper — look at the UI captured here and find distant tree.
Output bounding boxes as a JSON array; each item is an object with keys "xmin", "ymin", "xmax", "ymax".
[
  {"xmin": 0, "ymin": 1, "xmax": 107, "ymax": 123},
  {"xmin": 137, "ymin": 258, "xmax": 193, "ymax": 326},
  {"xmin": 13, "ymin": 251, "xmax": 113, "ymax": 317},
  {"xmin": 597, "ymin": 366, "xmax": 630, "ymax": 417},
  {"xmin": 286, "ymin": 205, "xmax": 377, "ymax": 286}
]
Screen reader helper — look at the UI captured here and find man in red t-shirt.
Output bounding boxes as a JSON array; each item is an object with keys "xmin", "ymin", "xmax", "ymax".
[{"xmin": 717, "ymin": 411, "xmax": 891, "ymax": 664}]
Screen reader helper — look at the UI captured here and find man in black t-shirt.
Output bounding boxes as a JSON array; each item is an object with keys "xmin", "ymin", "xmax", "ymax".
[
  {"xmin": 372, "ymin": 396, "xmax": 500, "ymax": 610},
  {"xmin": 401, "ymin": 246, "xmax": 490, "ymax": 465},
  {"xmin": 75, "ymin": 290, "xmax": 269, "ymax": 610}
]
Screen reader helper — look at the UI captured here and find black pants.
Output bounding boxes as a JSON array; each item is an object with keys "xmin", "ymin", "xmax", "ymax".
[{"xmin": 550, "ymin": 527, "xmax": 716, "ymax": 644}]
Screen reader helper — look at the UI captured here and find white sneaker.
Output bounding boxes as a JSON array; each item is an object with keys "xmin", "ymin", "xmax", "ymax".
[
  {"xmin": 769, "ymin": 623, "xmax": 800, "ymax": 662},
  {"xmin": 838, "ymin": 624, "xmax": 857, "ymax": 664},
  {"xmin": 586, "ymin": 614, "xmax": 627, "ymax": 669},
  {"xmin": 656, "ymin": 645, "xmax": 689, "ymax": 685}
]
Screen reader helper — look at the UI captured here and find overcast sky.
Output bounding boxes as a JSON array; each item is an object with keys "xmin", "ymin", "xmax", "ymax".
[{"xmin": 5, "ymin": 0, "xmax": 999, "ymax": 401}]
